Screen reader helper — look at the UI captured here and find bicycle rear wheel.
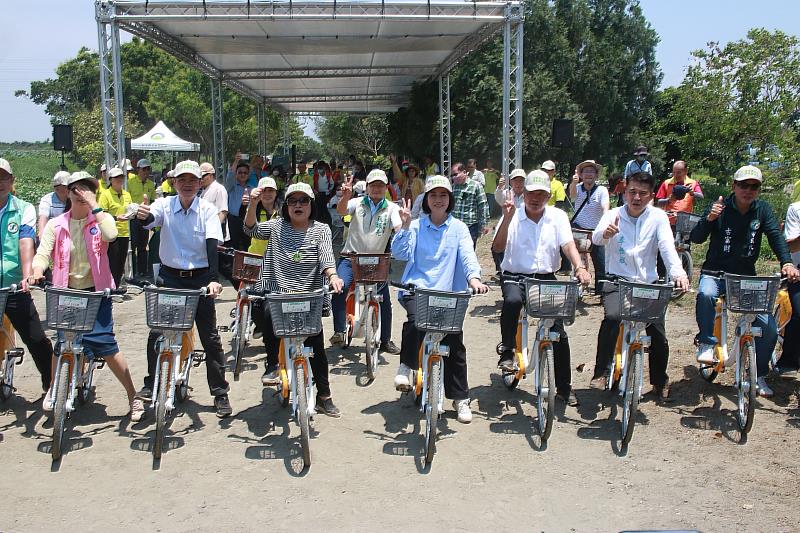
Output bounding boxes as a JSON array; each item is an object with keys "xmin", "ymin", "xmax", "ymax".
[
  {"xmin": 621, "ymin": 348, "xmax": 643, "ymax": 447},
  {"xmin": 365, "ymin": 304, "xmax": 379, "ymax": 381},
  {"xmin": 424, "ymin": 358, "xmax": 442, "ymax": 465},
  {"xmin": 535, "ymin": 344, "xmax": 556, "ymax": 442},
  {"xmin": 737, "ymin": 339, "xmax": 758, "ymax": 435},
  {"xmin": 233, "ymin": 301, "xmax": 249, "ymax": 381},
  {"xmin": 154, "ymin": 358, "xmax": 170, "ymax": 460},
  {"xmin": 295, "ymin": 362, "xmax": 311, "ymax": 468},
  {"xmin": 51, "ymin": 359, "xmax": 70, "ymax": 461}
]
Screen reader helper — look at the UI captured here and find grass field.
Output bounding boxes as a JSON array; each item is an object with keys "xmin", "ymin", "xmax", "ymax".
[{"xmin": 0, "ymin": 142, "xmax": 80, "ymax": 205}]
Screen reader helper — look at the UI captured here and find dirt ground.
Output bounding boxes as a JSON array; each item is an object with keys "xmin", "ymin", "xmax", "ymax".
[{"xmin": 1, "ymin": 238, "xmax": 799, "ymax": 533}]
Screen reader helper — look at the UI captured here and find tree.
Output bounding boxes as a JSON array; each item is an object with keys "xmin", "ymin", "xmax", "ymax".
[{"xmin": 316, "ymin": 114, "xmax": 389, "ymax": 163}]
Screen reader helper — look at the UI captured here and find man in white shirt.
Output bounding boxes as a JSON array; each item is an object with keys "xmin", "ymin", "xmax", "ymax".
[
  {"xmin": 135, "ymin": 160, "xmax": 232, "ymax": 418},
  {"xmin": 37, "ymin": 170, "xmax": 70, "ymax": 236},
  {"xmin": 493, "ymin": 170, "xmax": 591, "ymax": 406},
  {"xmin": 776, "ymin": 201, "xmax": 800, "ymax": 376},
  {"xmin": 589, "ymin": 171, "xmax": 689, "ymax": 402},
  {"xmin": 568, "ymin": 160, "xmax": 610, "ymax": 293},
  {"xmin": 466, "ymin": 159, "xmax": 485, "ymax": 188},
  {"xmin": 491, "ymin": 168, "xmax": 526, "ymax": 276}
]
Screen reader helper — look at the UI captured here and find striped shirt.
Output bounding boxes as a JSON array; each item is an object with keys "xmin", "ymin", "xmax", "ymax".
[
  {"xmin": 572, "ymin": 184, "xmax": 609, "ymax": 230},
  {"xmin": 245, "ymin": 218, "xmax": 335, "ymax": 310}
]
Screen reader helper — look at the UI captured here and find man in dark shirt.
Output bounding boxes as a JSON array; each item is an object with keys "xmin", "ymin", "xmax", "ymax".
[{"xmin": 690, "ymin": 165, "xmax": 800, "ymax": 397}]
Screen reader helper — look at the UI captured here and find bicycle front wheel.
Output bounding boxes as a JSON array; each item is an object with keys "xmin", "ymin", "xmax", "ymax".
[
  {"xmin": 154, "ymin": 358, "xmax": 170, "ymax": 460},
  {"xmin": 51, "ymin": 359, "xmax": 70, "ymax": 461},
  {"xmin": 295, "ymin": 362, "xmax": 311, "ymax": 468},
  {"xmin": 621, "ymin": 348, "xmax": 643, "ymax": 447},
  {"xmin": 424, "ymin": 358, "xmax": 442, "ymax": 465},
  {"xmin": 365, "ymin": 303, "xmax": 379, "ymax": 381},
  {"xmin": 535, "ymin": 344, "xmax": 556, "ymax": 442},
  {"xmin": 233, "ymin": 301, "xmax": 249, "ymax": 381},
  {"xmin": 737, "ymin": 339, "xmax": 758, "ymax": 436}
]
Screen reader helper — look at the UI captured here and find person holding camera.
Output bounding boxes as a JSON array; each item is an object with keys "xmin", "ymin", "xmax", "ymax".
[{"xmin": 655, "ymin": 160, "xmax": 704, "ymax": 226}]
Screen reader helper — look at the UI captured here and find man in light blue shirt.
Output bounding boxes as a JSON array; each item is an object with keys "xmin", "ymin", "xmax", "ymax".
[
  {"xmin": 623, "ymin": 145, "xmax": 652, "ymax": 179},
  {"xmin": 227, "ymin": 162, "xmax": 251, "ymax": 250},
  {"xmin": 391, "ymin": 176, "xmax": 488, "ymax": 424}
]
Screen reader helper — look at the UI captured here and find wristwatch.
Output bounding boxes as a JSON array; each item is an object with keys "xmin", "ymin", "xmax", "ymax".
[{"xmin": 91, "ymin": 207, "xmax": 103, "ymax": 214}]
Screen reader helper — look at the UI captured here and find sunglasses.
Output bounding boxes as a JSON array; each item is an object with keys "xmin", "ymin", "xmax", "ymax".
[
  {"xmin": 736, "ymin": 181, "xmax": 761, "ymax": 191},
  {"xmin": 287, "ymin": 196, "xmax": 311, "ymax": 206}
]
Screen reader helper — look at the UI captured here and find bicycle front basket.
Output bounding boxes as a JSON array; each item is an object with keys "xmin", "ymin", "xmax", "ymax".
[
  {"xmin": 265, "ymin": 290, "xmax": 324, "ymax": 337},
  {"xmin": 351, "ymin": 253, "xmax": 391, "ymax": 283},
  {"xmin": 232, "ymin": 251, "xmax": 263, "ymax": 284},
  {"xmin": 524, "ymin": 279, "xmax": 579, "ymax": 321},
  {"xmin": 675, "ymin": 212, "xmax": 702, "ymax": 235},
  {"xmin": 144, "ymin": 286, "xmax": 203, "ymax": 331},
  {"xmin": 414, "ymin": 288, "xmax": 471, "ymax": 333},
  {"xmin": 45, "ymin": 287, "xmax": 105, "ymax": 332},
  {"xmin": 617, "ymin": 280, "xmax": 673, "ymax": 324},
  {"xmin": 724, "ymin": 274, "xmax": 780, "ymax": 314}
]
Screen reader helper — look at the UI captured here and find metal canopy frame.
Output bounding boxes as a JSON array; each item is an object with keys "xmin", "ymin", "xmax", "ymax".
[{"xmin": 96, "ymin": 0, "xmax": 523, "ymax": 179}]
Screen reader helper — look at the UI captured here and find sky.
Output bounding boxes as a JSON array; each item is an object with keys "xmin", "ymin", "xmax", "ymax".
[{"xmin": 1, "ymin": 0, "xmax": 799, "ymax": 143}]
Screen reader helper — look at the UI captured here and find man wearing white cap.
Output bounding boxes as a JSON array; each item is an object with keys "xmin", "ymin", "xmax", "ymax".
[
  {"xmin": 128, "ymin": 158, "xmax": 156, "ymax": 279},
  {"xmin": 690, "ymin": 165, "xmax": 800, "ymax": 398},
  {"xmin": 329, "ymin": 169, "xmax": 402, "ymax": 354},
  {"xmin": 0, "ymin": 158, "xmax": 55, "ymax": 397},
  {"xmin": 97, "ymin": 167, "xmax": 132, "ymax": 286},
  {"xmin": 491, "ymin": 168, "xmax": 526, "ymax": 276},
  {"xmin": 199, "ymin": 162, "xmax": 228, "ymax": 239},
  {"xmin": 541, "ymin": 160, "xmax": 567, "ymax": 209},
  {"xmin": 493, "ymin": 170, "xmax": 591, "ymax": 406},
  {"xmin": 37, "ymin": 170, "xmax": 70, "ymax": 236},
  {"xmin": 136, "ymin": 160, "xmax": 232, "ymax": 417}
]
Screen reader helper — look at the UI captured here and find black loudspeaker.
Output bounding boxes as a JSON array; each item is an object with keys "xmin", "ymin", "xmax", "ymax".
[
  {"xmin": 53, "ymin": 125, "xmax": 73, "ymax": 152},
  {"xmin": 551, "ymin": 119, "xmax": 574, "ymax": 148},
  {"xmin": 125, "ymin": 137, "xmax": 132, "ymax": 154}
]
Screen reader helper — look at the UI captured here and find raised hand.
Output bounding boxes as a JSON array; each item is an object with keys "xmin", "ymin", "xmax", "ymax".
[
  {"xmin": 249, "ymin": 187, "xmax": 262, "ymax": 203},
  {"xmin": 707, "ymin": 195, "xmax": 725, "ymax": 221},
  {"xmin": 136, "ymin": 202, "xmax": 151, "ymax": 220},
  {"xmin": 399, "ymin": 198, "xmax": 412, "ymax": 228},
  {"xmin": 603, "ymin": 213, "xmax": 621, "ymax": 239},
  {"xmin": 342, "ymin": 173, "xmax": 354, "ymax": 194},
  {"xmin": 241, "ymin": 187, "xmax": 251, "ymax": 206},
  {"xmin": 502, "ymin": 189, "xmax": 516, "ymax": 218},
  {"xmin": 497, "ymin": 176, "xmax": 506, "ymax": 190}
]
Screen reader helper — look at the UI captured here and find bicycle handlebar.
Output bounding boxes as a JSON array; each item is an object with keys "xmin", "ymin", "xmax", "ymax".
[
  {"xmin": 29, "ymin": 280, "xmax": 127, "ymax": 297},
  {"xmin": 389, "ymin": 281, "xmax": 480, "ymax": 296},
  {"xmin": 244, "ymin": 284, "xmax": 335, "ymax": 299}
]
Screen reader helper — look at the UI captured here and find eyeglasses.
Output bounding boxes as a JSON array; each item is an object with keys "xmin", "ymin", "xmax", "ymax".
[
  {"xmin": 736, "ymin": 181, "xmax": 761, "ymax": 191},
  {"xmin": 287, "ymin": 196, "xmax": 311, "ymax": 206}
]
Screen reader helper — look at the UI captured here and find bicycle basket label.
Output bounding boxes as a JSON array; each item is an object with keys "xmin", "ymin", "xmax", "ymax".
[
  {"xmin": 540, "ymin": 285, "xmax": 567, "ymax": 297},
  {"xmin": 282, "ymin": 301, "xmax": 310, "ymax": 313},
  {"xmin": 159, "ymin": 294, "xmax": 186, "ymax": 306},
  {"xmin": 740, "ymin": 280, "xmax": 768, "ymax": 291},
  {"xmin": 58, "ymin": 295, "xmax": 87, "ymax": 308},
  {"xmin": 357, "ymin": 256, "xmax": 380, "ymax": 266},
  {"xmin": 632, "ymin": 287, "xmax": 660, "ymax": 300},
  {"xmin": 243, "ymin": 256, "xmax": 261, "ymax": 266},
  {"xmin": 428, "ymin": 296, "xmax": 457, "ymax": 309}
]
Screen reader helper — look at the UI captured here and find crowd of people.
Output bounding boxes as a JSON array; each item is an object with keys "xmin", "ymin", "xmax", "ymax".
[{"xmin": 1, "ymin": 141, "xmax": 799, "ymax": 429}]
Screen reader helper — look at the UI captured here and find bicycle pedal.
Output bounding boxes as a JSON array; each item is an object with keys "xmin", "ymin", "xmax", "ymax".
[
  {"xmin": 192, "ymin": 351, "xmax": 206, "ymax": 366},
  {"xmin": 218, "ymin": 325, "xmax": 230, "ymax": 332},
  {"xmin": 9, "ymin": 348, "xmax": 24, "ymax": 363},
  {"xmin": 95, "ymin": 360, "xmax": 106, "ymax": 369}
]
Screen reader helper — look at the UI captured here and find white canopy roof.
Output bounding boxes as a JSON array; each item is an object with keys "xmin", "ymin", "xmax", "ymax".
[
  {"xmin": 109, "ymin": 0, "xmax": 518, "ymax": 113},
  {"xmin": 131, "ymin": 120, "xmax": 201, "ymax": 151}
]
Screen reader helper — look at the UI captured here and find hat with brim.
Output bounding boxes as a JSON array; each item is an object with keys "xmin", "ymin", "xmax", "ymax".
[
  {"xmin": 366, "ymin": 169, "xmax": 388, "ymax": 184},
  {"xmin": 0, "ymin": 158, "xmax": 12, "ymax": 176},
  {"xmin": 576, "ymin": 160, "xmax": 602, "ymax": 174},
  {"xmin": 634, "ymin": 146, "xmax": 649, "ymax": 156},
  {"xmin": 66, "ymin": 171, "xmax": 97, "ymax": 187},
  {"xmin": 124, "ymin": 158, "xmax": 133, "ymax": 171},
  {"xmin": 52, "ymin": 170, "xmax": 70, "ymax": 187},
  {"xmin": 524, "ymin": 170, "xmax": 551, "ymax": 193},
  {"xmin": 173, "ymin": 160, "xmax": 202, "ymax": 180},
  {"xmin": 136, "ymin": 158, "xmax": 151, "ymax": 169},
  {"xmin": 424, "ymin": 175, "xmax": 452, "ymax": 193},
  {"xmin": 733, "ymin": 165, "xmax": 763, "ymax": 183},
  {"xmin": 541, "ymin": 160, "xmax": 556, "ymax": 171},
  {"xmin": 509, "ymin": 168, "xmax": 527, "ymax": 180},
  {"xmin": 285, "ymin": 182, "xmax": 315, "ymax": 200},
  {"xmin": 258, "ymin": 177, "xmax": 278, "ymax": 190},
  {"xmin": 108, "ymin": 168, "xmax": 125, "ymax": 179},
  {"xmin": 199, "ymin": 162, "xmax": 215, "ymax": 176}
]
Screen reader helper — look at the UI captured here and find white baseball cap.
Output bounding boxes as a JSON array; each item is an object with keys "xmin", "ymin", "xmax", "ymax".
[
  {"xmin": 509, "ymin": 168, "xmax": 527, "ymax": 180},
  {"xmin": 733, "ymin": 165, "xmax": 763, "ymax": 183},
  {"xmin": 66, "ymin": 171, "xmax": 96, "ymax": 187},
  {"xmin": 541, "ymin": 160, "xmax": 556, "ymax": 171},
  {"xmin": 285, "ymin": 182, "xmax": 315, "ymax": 200},
  {"xmin": 173, "ymin": 160, "xmax": 201, "ymax": 180},
  {"xmin": 199, "ymin": 162, "xmax": 215, "ymax": 175},
  {"xmin": 0, "ymin": 158, "xmax": 12, "ymax": 176},
  {"xmin": 257, "ymin": 176, "xmax": 278, "ymax": 190},
  {"xmin": 136, "ymin": 158, "xmax": 151, "ymax": 169},
  {"xmin": 108, "ymin": 167, "xmax": 125, "ymax": 179},
  {"xmin": 124, "ymin": 158, "xmax": 133, "ymax": 171},
  {"xmin": 525, "ymin": 170, "xmax": 551, "ymax": 192},
  {"xmin": 366, "ymin": 169, "xmax": 388, "ymax": 184},
  {"xmin": 52, "ymin": 170, "xmax": 70, "ymax": 187},
  {"xmin": 100, "ymin": 163, "xmax": 107, "ymax": 172},
  {"xmin": 424, "ymin": 175, "xmax": 452, "ymax": 193}
]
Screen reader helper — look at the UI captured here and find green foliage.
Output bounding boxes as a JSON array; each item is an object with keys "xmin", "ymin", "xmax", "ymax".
[
  {"xmin": 0, "ymin": 142, "xmax": 79, "ymax": 204},
  {"xmin": 317, "ymin": 114, "xmax": 390, "ymax": 162}
]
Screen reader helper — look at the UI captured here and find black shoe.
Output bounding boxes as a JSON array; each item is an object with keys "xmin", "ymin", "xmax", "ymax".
[
  {"xmin": 214, "ymin": 394, "xmax": 233, "ymax": 418},
  {"xmin": 261, "ymin": 365, "xmax": 280, "ymax": 386},
  {"xmin": 315, "ymin": 396, "xmax": 341, "ymax": 418},
  {"xmin": 498, "ymin": 351, "xmax": 516, "ymax": 372},
  {"xmin": 137, "ymin": 387, "xmax": 153, "ymax": 401},
  {"xmin": 379, "ymin": 340, "xmax": 401, "ymax": 355},
  {"xmin": 556, "ymin": 390, "xmax": 580, "ymax": 407}
]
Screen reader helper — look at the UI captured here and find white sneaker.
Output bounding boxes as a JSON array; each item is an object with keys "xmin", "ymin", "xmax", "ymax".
[
  {"xmin": 696, "ymin": 343, "xmax": 716, "ymax": 364},
  {"xmin": 453, "ymin": 398, "xmax": 472, "ymax": 424},
  {"xmin": 394, "ymin": 363, "xmax": 412, "ymax": 391},
  {"xmin": 42, "ymin": 388, "xmax": 54, "ymax": 412},
  {"xmin": 756, "ymin": 377, "xmax": 774, "ymax": 398}
]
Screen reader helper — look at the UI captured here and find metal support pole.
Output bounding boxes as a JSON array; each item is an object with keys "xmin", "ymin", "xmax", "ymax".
[
  {"xmin": 211, "ymin": 78, "xmax": 226, "ymax": 184},
  {"xmin": 96, "ymin": 2, "xmax": 126, "ymax": 178},
  {"xmin": 438, "ymin": 74, "xmax": 451, "ymax": 176},
  {"xmin": 282, "ymin": 113, "xmax": 291, "ymax": 155},
  {"xmin": 501, "ymin": 4, "xmax": 524, "ymax": 184},
  {"xmin": 257, "ymin": 103, "xmax": 267, "ymax": 157}
]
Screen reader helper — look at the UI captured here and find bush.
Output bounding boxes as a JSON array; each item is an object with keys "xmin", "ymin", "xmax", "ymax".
[{"xmin": 0, "ymin": 142, "xmax": 80, "ymax": 205}]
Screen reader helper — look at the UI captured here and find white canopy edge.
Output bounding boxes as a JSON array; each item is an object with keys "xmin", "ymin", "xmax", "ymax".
[{"xmin": 131, "ymin": 120, "xmax": 201, "ymax": 151}]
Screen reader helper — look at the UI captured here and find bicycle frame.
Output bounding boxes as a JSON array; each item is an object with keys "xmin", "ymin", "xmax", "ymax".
[
  {"xmin": 416, "ymin": 332, "xmax": 447, "ymax": 415},
  {"xmin": 0, "ymin": 315, "xmax": 23, "ymax": 397},
  {"xmin": 712, "ymin": 300, "xmax": 760, "ymax": 383},
  {"xmin": 280, "ymin": 336, "xmax": 317, "ymax": 419},
  {"xmin": 609, "ymin": 320, "xmax": 649, "ymax": 399},
  {"xmin": 52, "ymin": 332, "xmax": 100, "ymax": 415},
  {"xmin": 349, "ymin": 282, "xmax": 383, "ymax": 339},
  {"xmin": 152, "ymin": 329, "xmax": 196, "ymax": 413},
  {"xmin": 510, "ymin": 310, "xmax": 559, "ymax": 385}
]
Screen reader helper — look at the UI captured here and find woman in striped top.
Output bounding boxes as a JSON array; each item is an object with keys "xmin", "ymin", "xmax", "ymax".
[{"xmin": 244, "ymin": 182, "xmax": 345, "ymax": 417}]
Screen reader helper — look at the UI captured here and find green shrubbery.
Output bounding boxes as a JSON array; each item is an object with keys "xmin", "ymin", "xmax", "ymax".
[{"xmin": 0, "ymin": 142, "xmax": 79, "ymax": 205}]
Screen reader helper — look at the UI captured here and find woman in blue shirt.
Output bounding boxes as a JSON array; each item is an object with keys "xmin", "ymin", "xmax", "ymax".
[{"xmin": 391, "ymin": 176, "xmax": 488, "ymax": 423}]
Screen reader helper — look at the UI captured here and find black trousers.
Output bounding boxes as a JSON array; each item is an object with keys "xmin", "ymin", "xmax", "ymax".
[
  {"xmin": 777, "ymin": 280, "xmax": 800, "ymax": 370},
  {"xmin": 5, "ymin": 292, "xmax": 53, "ymax": 391},
  {"xmin": 227, "ymin": 215, "xmax": 250, "ymax": 251},
  {"xmin": 130, "ymin": 219, "xmax": 149, "ymax": 277},
  {"xmin": 499, "ymin": 272, "xmax": 573, "ymax": 395},
  {"xmin": 144, "ymin": 272, "xmax": 229, "ymax": 396},
  {"xmin": 254, "ymin": 299, "xmax": 331, "ymax": 397},
  {"xmin": 107, "ymin": 236, "xmax": 129, "ymax": 287},
  {"xmin": 399, "ymin": 295, "xmax": 469, "ymax": 401},
  {"xmin": 592, "ymin": 285, "xmax": 669, "ymax": 387}
]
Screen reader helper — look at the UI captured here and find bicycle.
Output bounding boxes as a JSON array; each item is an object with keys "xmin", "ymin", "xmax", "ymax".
[
  {"xmin": 572, "ymin": 228, "xmax": 593, "ymax": 300},
  {"xmin": 0, "ymin": 285, "xmax": 25, "ymax": 401},
  {"xmin": 34, "ymin": 283, "xmax": 127, "ymax": 461},
  {"xmin": 143, "ymin": 284, "xmax": 206, "ymax": 460},
  {"xmin": 342, "ymin": 253, "xmax": 390, "ymax": 381},
  {"xmin": 218, "ymin": 248, "xmax": 262, "ymax": 381},
  {"xmin": 771, "ymin": 278, "xmax": 791, "ymax": 369},
  {"xmin": 697, "ymin": 271, "xmax": 780, "ymax": 437},
  {"xmin": 603, "ymin": 278, "xmax": 673, "ymax": 448},
  {"xmin": 673, "ymin": 211, "xmax": 702, "ymax": 285},
  {"xmin": 247, "ymin": 286, "xmax": 329, "ymax": 469},
  {"xmin": 391, "ymin": 282, "xmax": 474, "ymax": 465},
  {"xmin": 498, "ymin": 275, "xmax": 579, "ymax": 442}
]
